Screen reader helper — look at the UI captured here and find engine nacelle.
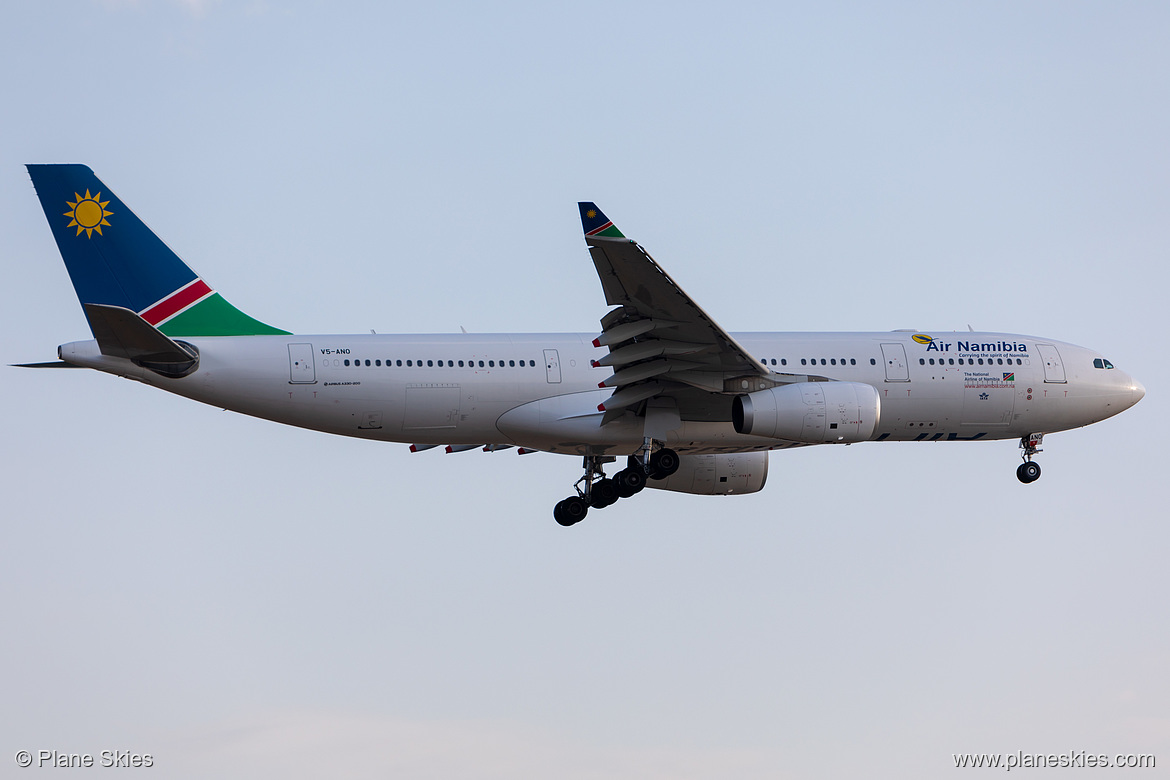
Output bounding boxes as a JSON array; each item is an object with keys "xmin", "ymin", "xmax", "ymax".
[
  {"xmin": 645, "ymin": 452, "xmax": 769, "ymax": 495},
  {"xmin": 732, "ymin": 381, "xmax": 880, "ymax": 443}
]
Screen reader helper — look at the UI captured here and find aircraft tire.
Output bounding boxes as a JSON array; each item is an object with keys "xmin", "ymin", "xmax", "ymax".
[
  {"xmin": 650, "ymin": 448, "xmax": 680, "ymax": 479},
  {"xmin": 553, "ymin": 499, "xmax": 572, "ymax": 526},
  {"xmin": 614, "ymin": 467, "xmax": 647, "ymax": 497},
  {"xmin": 560, "ymin": 496, "xmax": 589, "ymax": 524},
  {"xmin": 590, "ymin": 478, "xmax": 619, "ymax": 508},
  {"xmin": 1017, "ymin": 462, "xmax": 1041, "ymax": 484}
]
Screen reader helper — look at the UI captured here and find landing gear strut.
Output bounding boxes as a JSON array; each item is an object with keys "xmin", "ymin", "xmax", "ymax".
[
  {"xmin": 552, "ymin": 446, "xmax": 679, "ymax": 526},
  {"xmin": 1017, "ymin": 433, "xmax": 1043, "ymax": 484}
]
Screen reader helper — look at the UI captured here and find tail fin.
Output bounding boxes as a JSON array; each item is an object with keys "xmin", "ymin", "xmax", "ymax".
[{"xmin": 27, "ymin": 164, "xmax": 288, "ymax": 337}]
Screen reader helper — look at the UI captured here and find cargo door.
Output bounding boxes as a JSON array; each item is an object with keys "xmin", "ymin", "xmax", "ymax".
[{"xmin": 403, "ymin": 385, "xmax": 461, "ymax": 429}]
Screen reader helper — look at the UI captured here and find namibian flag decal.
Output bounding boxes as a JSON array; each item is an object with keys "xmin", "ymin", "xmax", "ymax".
[
  {"xmin": 139, "ymin": 278, "xmax": 214, "ymax": 326},
  {"xmin": 1003, "ymin": 372, "xmax": 1015, "ymax": 381}
]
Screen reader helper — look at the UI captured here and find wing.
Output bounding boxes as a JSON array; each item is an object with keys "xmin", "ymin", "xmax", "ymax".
[{"xmin": 578, "ymin": 203, "xmax": 809, "ymax": 425}]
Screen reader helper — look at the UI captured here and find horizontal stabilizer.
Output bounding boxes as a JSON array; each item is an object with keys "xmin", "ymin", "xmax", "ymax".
[
  {"xmin": 11, "ymin": 361, "xmax": 86, "ymax": 369},
  {"xmin": 83, "ymin": 303, "xmax": 199, "ymax": 376}
]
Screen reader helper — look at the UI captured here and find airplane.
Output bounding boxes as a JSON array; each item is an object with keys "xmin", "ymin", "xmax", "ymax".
[{"xmin": 18, "ymin": 164, "xmax": 1145, "ymax": 526}]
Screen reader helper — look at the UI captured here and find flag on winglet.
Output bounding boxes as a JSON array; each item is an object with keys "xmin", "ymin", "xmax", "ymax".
[{"xmin": 578, "ymin": 202, "xmax": 626, "ymax": 238}]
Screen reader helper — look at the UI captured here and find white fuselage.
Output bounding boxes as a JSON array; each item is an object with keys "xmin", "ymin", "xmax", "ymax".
[{"xmin": 58, "ymin": 330, "xmax": 1143, "ymax": 456}]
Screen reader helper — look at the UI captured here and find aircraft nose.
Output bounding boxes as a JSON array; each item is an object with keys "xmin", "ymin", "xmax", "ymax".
[{"xmin": 1131, "ymin": 377, "xmax": 1146, "ymax": 405}]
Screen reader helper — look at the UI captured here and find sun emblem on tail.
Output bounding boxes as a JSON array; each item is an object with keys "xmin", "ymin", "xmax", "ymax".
[{"xmin": 64, "ymin": 190, "xmax": 113, "ymax": 237}]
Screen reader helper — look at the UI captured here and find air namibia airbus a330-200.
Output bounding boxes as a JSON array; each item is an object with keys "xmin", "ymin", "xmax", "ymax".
[{"xmin": 20, "ymin": 165, "xmax": 1145, "ymax": 525}]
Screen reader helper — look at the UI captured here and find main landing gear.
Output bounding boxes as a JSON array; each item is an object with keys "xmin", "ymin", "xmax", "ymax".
[
  {"xmin": 552, "ymin": 447, "xmax": 681, "ymax": 527},
  {"xmin": 1016, "ymin": 433, "xmax": 1043, "ymax": 484}
]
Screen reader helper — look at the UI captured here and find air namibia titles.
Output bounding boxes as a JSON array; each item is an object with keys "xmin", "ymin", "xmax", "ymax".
[{"xmin": 925, "ymin": 340, "xmax": 1028, "ymax": 354}]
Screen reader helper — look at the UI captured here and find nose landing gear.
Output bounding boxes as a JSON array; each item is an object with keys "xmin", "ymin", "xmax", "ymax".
[
  {"xmin": 1017, "ymin": 433, "xmax": 1043, "ymax": 484},
  {"xmin": 552, "ymin": 446, "xmax": 679, "ymax": 526}
]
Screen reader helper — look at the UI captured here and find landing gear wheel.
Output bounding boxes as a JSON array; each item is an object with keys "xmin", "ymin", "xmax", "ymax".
[
  {"xmin": 554, "ymin": 496, "xmax": 589, "ymax": 525},
  {"xmin": 649, "ymin": 448, "xmax": 680, "ymax": 480},
  {"xmin": 614, "ymin": 467, "xmax": 647, "ymax": 497},
  {"xmin": 553, "ymin": 499, "xmax": 570, "ymax": 526},
  {"xmin": 589, "ymin": 478, "xmax": 620, "ymax": 508},
  {"xmin": 1017, "ymin": 461, "xmax": 1041, "ymax": 484}
]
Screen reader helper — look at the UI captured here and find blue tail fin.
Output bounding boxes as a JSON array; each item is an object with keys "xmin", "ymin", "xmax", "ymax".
[{"xmin": 27, "ymin": 164, "xmax": 287, "ymax": 337}]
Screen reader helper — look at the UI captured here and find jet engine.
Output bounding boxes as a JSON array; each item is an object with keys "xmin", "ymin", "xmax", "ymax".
[
  {"xmin": 644, "ymin": 452, "xmax": 769, "ymax": 495},
  {"xmin": 732, "ymin": 381, "xmax": 880, "ymax": 443}
]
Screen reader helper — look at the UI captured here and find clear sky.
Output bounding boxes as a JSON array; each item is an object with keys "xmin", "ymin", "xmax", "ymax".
[{"xmin": 2, "ymin": 2, "xmax": 1167, "ymax": 777}]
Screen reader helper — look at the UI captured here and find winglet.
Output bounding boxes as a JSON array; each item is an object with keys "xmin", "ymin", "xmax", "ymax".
[{"xmin": 578, "ymin": 202, "xmax": 626, "ymax": 238}]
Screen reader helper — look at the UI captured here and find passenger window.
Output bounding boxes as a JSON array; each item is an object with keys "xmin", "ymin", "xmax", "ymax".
[
  {"xmin": 375, "ymin": 360, "xmax": 381, "ymax": 366},
  {"xmin": 919, "ymin": 358, "xmax": 925, "ymax": 365},
  {"xmin": 364, "ymin": 359, "xmax": 370, "ymax": 366},
  {"xmin": 344, "ymin": 359, "xmax": 350, "ymax": 366},
  {"xmin": 820, "ymin": 359, "xmax": 827, "ymax": 365},
  {"xmin": 870, "ymin": 358, "xmax": 876, "ymax": 365},
  {"xmin": 850, "ymin": 358, "xmax": 855, "ymax": 365},
  {"xmin": 509, "ymin": 360, "xmax": 515, "ymax": 367},
  {"xmin": 782, "ymin": 359, "xmax": 788, "ymax": 366},
  {"xmin": 458, "ymin": 360, "xmax": 464, "ymax": 367},
  {"xmin": 801, "ymin": 359, "xmax": 807, "ymax": 366},
  {"xmin": 489, "ymin": 360, "xmax": 495, "ymax": 367}
]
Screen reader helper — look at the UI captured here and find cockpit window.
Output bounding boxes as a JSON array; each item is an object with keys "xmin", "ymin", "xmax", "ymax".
[{"xmin": 1093, "ymin": 358, "xmax": 1115, "ymax": 369}]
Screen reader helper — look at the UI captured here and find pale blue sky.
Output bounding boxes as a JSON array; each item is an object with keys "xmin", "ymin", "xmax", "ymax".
[{"xmin": 2, "ymin": 2, "xmax": 1167, "ymax": 778}]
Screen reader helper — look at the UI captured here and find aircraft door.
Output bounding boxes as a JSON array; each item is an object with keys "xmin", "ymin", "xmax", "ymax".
[
  {"xmin": 880, "ymin": 343, "xmax": 910, "ymax": 382},
  {"xmin": 544, "ymin": 349, "xmax": 562, "ymax": 384},
  {"xmin": 288, "ymin": 343, "xmax": 316, "ymax": 384},
  {"xmin": 1036, "ymin": 343, "xmax": 1066, "ymax": 383}
]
